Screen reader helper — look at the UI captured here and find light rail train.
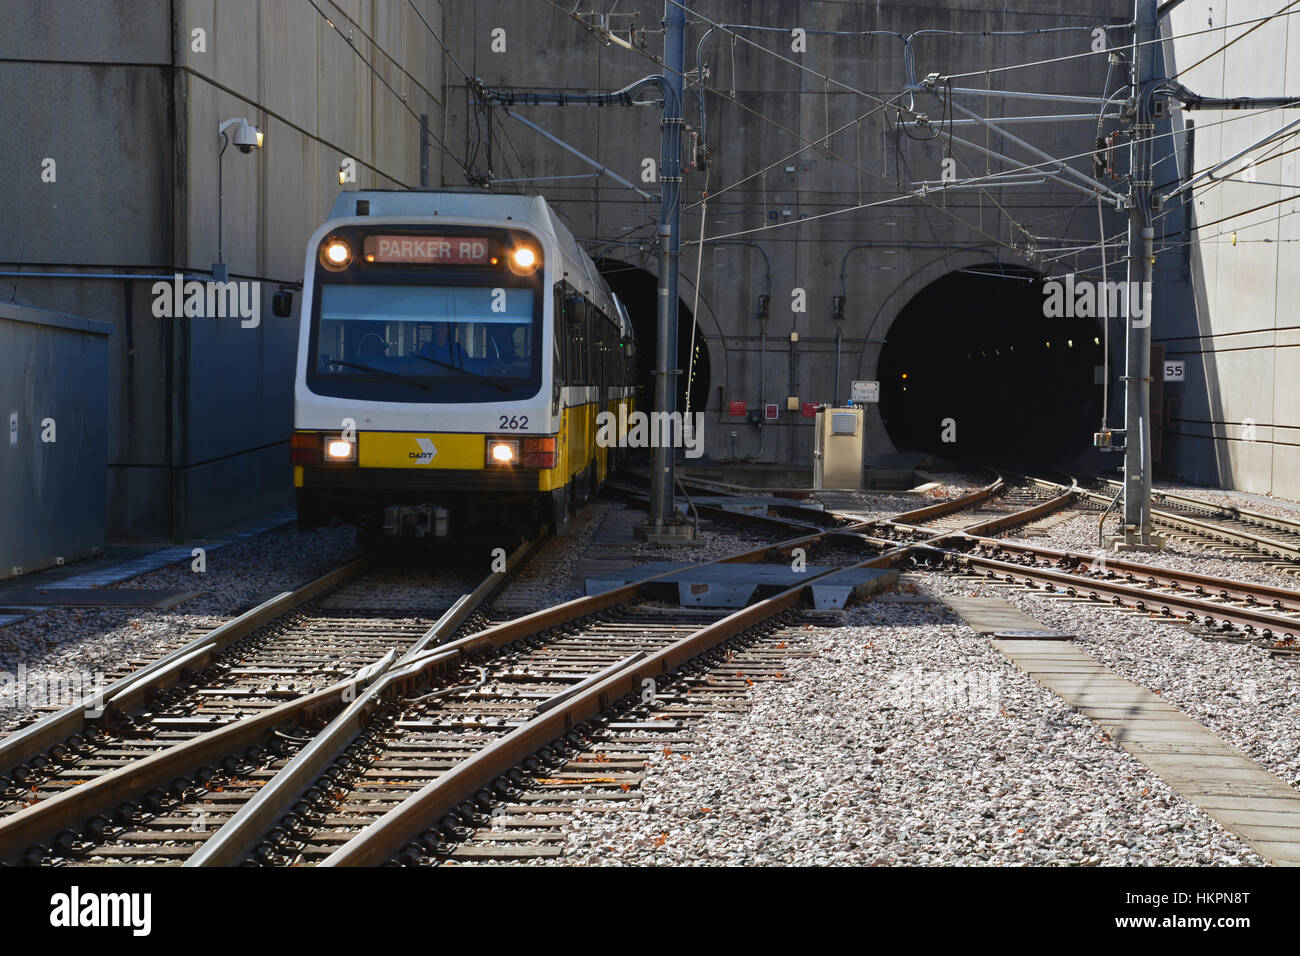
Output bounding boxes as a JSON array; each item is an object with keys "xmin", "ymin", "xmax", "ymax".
[{"xmin": 286, "ymin": 189, "xmax": 637, "ymax": 540}]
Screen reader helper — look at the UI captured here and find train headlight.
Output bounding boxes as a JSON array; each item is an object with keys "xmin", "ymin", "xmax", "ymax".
[
  {"xmin": 507, "ymin": 244, "xmax": 541, "ymax": 275},
  {"xmin": 486, "ymin": 438, "xmax": 519, "ymax": 465},
  {"xmin": 325, "ymin": 438, "xmax": 356, "ymax": 461},
  {"xmin": 321, "ymin": 238, "xmax": 352, "ymax": 270}
]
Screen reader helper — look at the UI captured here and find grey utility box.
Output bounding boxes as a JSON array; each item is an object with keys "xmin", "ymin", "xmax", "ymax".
[
  {"xmin": 813, "ymin": 406, "xmax": 864, "ymax": 491},
  {"xmin": 0, "ymin": 303, "xmax": 113, "ymax": 579}
]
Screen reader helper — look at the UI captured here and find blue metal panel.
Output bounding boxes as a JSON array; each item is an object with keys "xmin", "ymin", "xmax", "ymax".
[{"xmin": 0, "ymin": 304, "xmax": 112, "ymax": 578}]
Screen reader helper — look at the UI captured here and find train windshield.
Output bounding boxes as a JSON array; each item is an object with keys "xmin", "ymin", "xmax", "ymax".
[{"xmin": 308, "ymin": 283, "xmax": 539, "ymax": 402}]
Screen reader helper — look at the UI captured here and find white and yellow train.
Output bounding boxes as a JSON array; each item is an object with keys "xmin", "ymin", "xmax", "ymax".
[{"xmin": 288, "ymin": 189, "xmax": 637, "ymax": 539}]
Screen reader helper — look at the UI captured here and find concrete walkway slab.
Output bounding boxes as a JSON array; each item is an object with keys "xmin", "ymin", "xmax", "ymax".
[
  {"xmin": 941, "ymin": 597, "xmax": 1044, "ymax": 634},
  {"xmin": 934, "ymin": 596, "xmax": 1300, "ymax": 867}
]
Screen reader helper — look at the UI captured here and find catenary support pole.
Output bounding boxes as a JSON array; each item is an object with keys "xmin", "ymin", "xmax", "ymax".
[
  {"xmin": 650, "ymin": 1, "xmax": 686, "ymax": 532},
  {"xmin": 1122, "ymin": 0, "xmax": 1158, "ymax": 546}
]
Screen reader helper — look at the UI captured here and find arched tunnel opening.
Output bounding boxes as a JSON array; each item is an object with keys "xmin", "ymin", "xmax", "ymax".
[
  {"xmin": 877, "ymin": 266, "xmax": 1104, "ymax": 467},
  {"xmin": 596, "ymin": 258, "xmax": 710, "ymax": 413}
]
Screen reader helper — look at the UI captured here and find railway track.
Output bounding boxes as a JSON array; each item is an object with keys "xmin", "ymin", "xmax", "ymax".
[
  {"xmin": 871, "ymin": 476, "xmax": 1078, "ymax": 542},
  {"xmin": 823, "ymin": 472, "xmax": 1300, "ymax": 652},
  {"xmin": 9, "ymin": 477, "xmax": 1298, "ymax": 867},
  {"xmin": 0, "ymin": 557, "xmax": 371, "ymax": 817},
  {"xmin": 0, "ymin": 506, "xmax": 900, "ymax": 866},
  {"xmin": 0, "ymin": 542, "xmax": 541, "ymax": 864},
  {"xmin": 947, "ymin": 540, "xmax": 1300, "ymax": 651},
  {"xmin": 1025, "ymin": 475, "xmax": 1300, "ymax": 566},
  {"xmin": 231, "ymin": 604, "xmax": 748, "ymax": 865},
  {"xmin": 663, "ymin": 471, "xmax": 1300, "ymax": 654},
  {"xmin": 909, "ymin": 470, "xmax": 1300, "ymax": 578}
]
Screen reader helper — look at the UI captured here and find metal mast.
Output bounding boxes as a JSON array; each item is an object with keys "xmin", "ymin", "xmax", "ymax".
[
  {"xmin": 1121, "ymin": 0, "xmax": 1159, "ymax": 547},
  {"xmin": 650, "ymin": 1, "xmax": 686, "ymax": 532}
]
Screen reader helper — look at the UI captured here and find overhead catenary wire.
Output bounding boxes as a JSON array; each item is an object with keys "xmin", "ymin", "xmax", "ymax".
[
  {"xmin": 302, "ymin": 0, "xmax": 472, "ymax": 181},
  {"xmin": 537, "ymin": 0, "xmax": 1297, "ymax": 298},
  {"xmin": 674, "ymin": 2, "xmax": 1296, "ymax": 265},
  {"xmin": 683, "ymin": 165, "xmax": 711, "ymax": 428},
  {"xmin": 542, "ymin": 0, "xmax": 1053, "ymax": 267},
  {"xmin": 945, "ymin": 6, "xmax": 1300, "ymax": 80},
  {"xmin": 1174, "ymin": 0, "xmax": 1300, "ymax": 78}
]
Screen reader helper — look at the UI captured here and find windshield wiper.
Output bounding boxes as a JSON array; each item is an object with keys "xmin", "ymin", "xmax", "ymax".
[
  {"xmin": 328, "ymin": 359, "xmax": 432, "ymax": 391},
  {"xmin": 412, "ymin": 354, "xmax": 511, "ymax": 392}
]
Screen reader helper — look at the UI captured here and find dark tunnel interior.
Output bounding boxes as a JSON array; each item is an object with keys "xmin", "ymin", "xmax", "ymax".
[
  {"xmin": 877, "ymin": 267, "xmax": 1105, "ymax": 468},
  {"xmin": 596, "ymin": 258, "xmax": 710, "ymax": 413}
]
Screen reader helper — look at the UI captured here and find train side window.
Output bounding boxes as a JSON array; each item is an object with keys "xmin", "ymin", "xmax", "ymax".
[
  {"xmin": 602, "ymin": 316, "xmax": 613, "ymax": 390},
  {"xmin": 554, "ymin": 287, "xmax": 568, "ymax": 381},
  {"xmin": 585, "ymin": 303, "xmax": 597, "ymax": 388},
  {"xmin": 566, "ymin": 294, "xmax": 585, "ymax": 386}
]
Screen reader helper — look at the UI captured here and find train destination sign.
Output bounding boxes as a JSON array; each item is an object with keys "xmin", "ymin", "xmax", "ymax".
[{"xmin": 363, "ymin": 235, "xmax": 492, "ymax": 264}]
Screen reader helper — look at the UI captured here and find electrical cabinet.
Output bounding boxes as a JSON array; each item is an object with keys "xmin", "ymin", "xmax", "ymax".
[{"xmin": 813, "ymin": 406, "xmax": 863, "ymax": 490}]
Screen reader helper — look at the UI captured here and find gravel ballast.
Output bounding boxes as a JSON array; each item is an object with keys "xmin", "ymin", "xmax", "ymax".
[
  {"xmin": 552, "ymin": 595, "xmax": 1263, "ymax": 865},
  {"xmin": 0, "ymin": 523, "xmax": 358, "ymax": 731},
  {"xmin": 920, "ymin": 570, "xmax": 1300, "ymax": 794},
  {"xmin": 0, "ymin": 500, "xmax": 784, "ymax": 731},
  {"xmin": 1002, "ymin": 510, "xmax": 1300, "ymax": 592}
]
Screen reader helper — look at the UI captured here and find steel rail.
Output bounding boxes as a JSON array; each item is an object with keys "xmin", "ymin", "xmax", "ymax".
[
  {"xmin": 2, "ymin": 538, "xmax": 554, "ymax": 865},
  {"xmin": 0, "ymin": 554, "xmax": 374, "ymax": 773},
  {"xmin": 5, "ymin": 537, "xmax": 549, "ymax": 866},
  {"xmin": 318, "ymin": 569, "xmax": 846, "ymax": 867},
  {"xmin": 187, "ymin": 518, "xmax": 898, "ymax": 865},
  {"xmin": 216, "ymin": 526, "xmax": 913, "ymax": 866},
  {"xmin": 957, "ymin": 551, "xmax": 1300, "ymax": 640},
  {"xmin": 10, "ymin": 481, "xmax": 1130, "ymax": 866},
  {"xmin": 957, "ymin": 489, "xmax": 1079, "ymax": 537},
  {"xmin": 186, "ymin": 536, "xmax": 541, "ymax": 866},
  {"xmin": 1040, "ymin": 475, "xmax": 1300, "ymax": 559},
  {"xmin": 0, "ymin": 676, "xmax": 360, "ymax": 864},
  {"xmin": 954, "ymin": 536, "xmax": 1300, "ymax": 611},
  {"xmin": 1099, "ymin": 477, "xmax": 1300, "ymax": 541},
  {"xmin": 883, "ymin": 477, "xmax": 1004, "ymax": 527}
]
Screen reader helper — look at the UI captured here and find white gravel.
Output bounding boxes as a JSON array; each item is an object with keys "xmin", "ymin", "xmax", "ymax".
[
  {"xmin": 921, "ymin": 570, "xmax": 1300, "ymax": 794},
  {"xmin": 0, "ymin": 523, "xmax": 358, "ymax": 732},
  {"xmin": 1003, "ymin": 510, "xmax": 1300, "ymax": 592},
  {"xmin": 0, "ymin": 497, "xmax": 817, "ymax": 731},
  {"xmin": 492, "ymin": 499, "xmax": 794, "ymax": 615},
  {"xmin": 552, "ymin": 595, "xmax": 1262, "ymax": 865},
  {"xmin": 1148, "ymin": 480, "xmax": 1300, "ymax": 520}
]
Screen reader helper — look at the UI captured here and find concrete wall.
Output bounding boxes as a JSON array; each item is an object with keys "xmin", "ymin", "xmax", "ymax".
[
  {"xmin": 0, "ymin": 0, "xmax": 445, "ymax": 540},
  {"xmin": 442, "ymin": 0, "xmax": 1132, "ymax": 470},
  {"xmin": 1158, "ymin": 1, "xmax": 1300, "ymax": 498}
]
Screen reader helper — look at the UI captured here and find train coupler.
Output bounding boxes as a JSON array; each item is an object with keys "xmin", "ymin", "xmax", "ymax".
[{"xmin": 382, "ymin": 504, "xmax": 450, "ymax": 538}]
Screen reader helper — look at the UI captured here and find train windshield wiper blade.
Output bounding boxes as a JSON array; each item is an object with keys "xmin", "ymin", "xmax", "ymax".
[
  {"xmin": 329, "ymin": 359, "xmax": 432, "ymax": 391},
  {"xmin": 412, "ymin": 354, "xmax": 510, "ymax": 392}
]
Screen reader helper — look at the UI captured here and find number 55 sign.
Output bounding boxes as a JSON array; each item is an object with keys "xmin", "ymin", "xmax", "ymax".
[{"xmin": 1163, "ymin": 360, "xmax": 1185, "ymax": 382}]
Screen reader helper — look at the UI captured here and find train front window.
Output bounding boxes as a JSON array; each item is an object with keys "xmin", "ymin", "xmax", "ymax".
[{"xmin": 308, "ymin": 283, "xmax": 539, "ymax": 402}]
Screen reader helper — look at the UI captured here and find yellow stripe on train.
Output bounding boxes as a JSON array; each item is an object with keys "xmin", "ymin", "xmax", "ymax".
[{"xmin": 358, "ymin": 432, "xmax": 487, "ymax": 469}]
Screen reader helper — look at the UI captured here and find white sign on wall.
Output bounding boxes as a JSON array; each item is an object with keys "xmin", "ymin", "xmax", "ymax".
[
  {"xmin": 850, "ymin": 380, "xmax": 880, "ymax": 403},
  {"xmin": 1163, "ymin": 360, "xmax": 1185, "ymax": 382}
]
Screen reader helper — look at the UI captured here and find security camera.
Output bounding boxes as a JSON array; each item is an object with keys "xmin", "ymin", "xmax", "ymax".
[
  {"xmin": 220, "ymin": 117, "xmax": 264, "ymax": 153},
  {"xmin": 232, "ymin": 121, "xmax": 263, "ymax": 153}
]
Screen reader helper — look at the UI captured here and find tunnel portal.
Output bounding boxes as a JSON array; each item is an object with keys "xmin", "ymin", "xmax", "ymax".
[{"xmin": 877, "ymin": 266, "xmax": 1105, "ymax": 466}]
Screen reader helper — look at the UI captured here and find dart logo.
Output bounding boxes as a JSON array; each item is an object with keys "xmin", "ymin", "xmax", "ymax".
[{"xmin": 408, "ymin": 437, "xmax": 437, "ymax": 464}]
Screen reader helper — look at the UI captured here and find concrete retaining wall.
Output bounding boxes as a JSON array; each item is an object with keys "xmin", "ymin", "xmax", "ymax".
[{"xmin": 0, "ymin": 0, "xmax": 446, "ymax": 539}]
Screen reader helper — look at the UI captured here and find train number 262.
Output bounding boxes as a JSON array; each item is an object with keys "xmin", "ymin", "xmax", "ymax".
[{"xmin": 498, "ymin": 415, "xmax": 528, "ymax": 429}]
